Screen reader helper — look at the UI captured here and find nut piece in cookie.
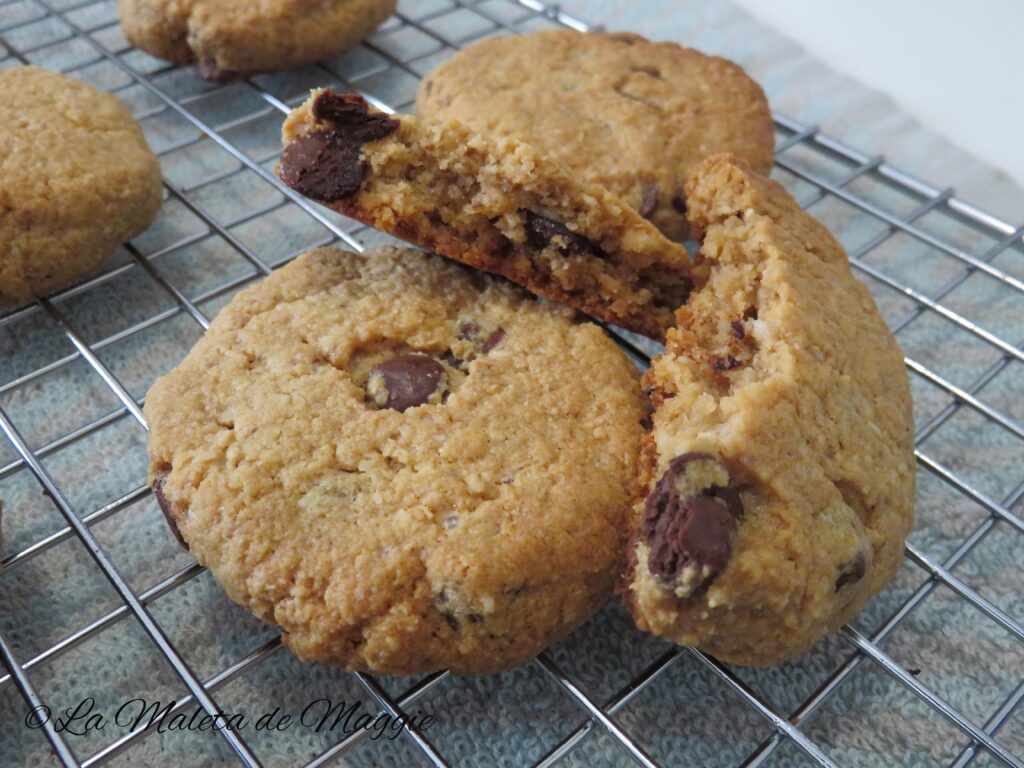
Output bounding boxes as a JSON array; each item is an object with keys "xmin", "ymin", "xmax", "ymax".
[
  {"xmin": 278, "ymin": 89, "xmax": 694, "ymax": 339},
  {"xmin": 623, "ymin": 154, "xmax": 915, "ymax": 666}
]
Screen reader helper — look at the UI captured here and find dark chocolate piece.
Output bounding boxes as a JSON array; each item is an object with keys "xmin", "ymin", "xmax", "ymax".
[
  {"xmin": 370, "ymin": 354, "xmax": 445, "ymax": 412},
  {"xmin": 279, "ymin": 132, "xmax": 364, "ymax": 202},
  {"xmin": 482, "ymin": 328, "xmax": 505, "ymax": 353},
  {"xmin": 641, "ymin": 453, "xmax": 742, "ymax": 588},
  {"xmin": 672, "ymin": 192, "xmax": 687, "ymax": 214},
  {"xmin": 311, "ymin": 91, "xmax": 399, "ymax": 142},
  {"xmin": 523, "ymin": 211, "xmax": 599, "ymax": 255},
  {"xmin": 152, "ymin": 476, "xmax": 190, "ymax": 551},
  {"xmin": 835, "ymin": 552, "xmax": 867, "ymax": 591}
]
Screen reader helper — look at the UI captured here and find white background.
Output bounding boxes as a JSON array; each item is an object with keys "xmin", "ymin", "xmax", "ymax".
[{"xmin": 730, "ymin": 0, "xmax": 1024, "ymax": 188}]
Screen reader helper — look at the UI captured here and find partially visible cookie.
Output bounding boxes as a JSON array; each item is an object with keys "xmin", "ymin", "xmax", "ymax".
[
  {"xmin": 0, "ymin": 67, "xmax": 162, "ymax": 309},
  {"xmin": 417, "ymin": 30, "xmax": 775, "ymax": 241},
  {"xmin": 278, "ymin": 89, "xmax": 695, "ymax": 339},
  {"xmin": 622, "ymin": 155, "xmax": 915, "ymax": 665},
  {"xmin": 117, "ymin": 0, "xmax": 395, "ymax": 80},
  {"xmin": 145, "ymin": 245, "xmax": 647, "ymax": 675}
]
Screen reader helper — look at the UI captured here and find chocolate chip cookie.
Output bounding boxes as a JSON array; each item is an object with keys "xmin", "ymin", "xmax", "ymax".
[
  {"xmin": 623, "ymin": 155, "xmax": 915, "ymax": 665},
  {"xmin": 278, "ymin": 90, "xmax": 694, "ymax": 339},
  {"xmin": 145, "ymin": 245, "xmax": 647, "ymax": 675},
  {"xmin": 117, "ymin": 0, "xmax": 395, "ymax": 80},
  {"xmin": 416, "ymin": 30, "xmax": 775, "ymax": 241},
  {"xmin": 0, "ymin": 67, "xmax": 162, "ymax": 309}
]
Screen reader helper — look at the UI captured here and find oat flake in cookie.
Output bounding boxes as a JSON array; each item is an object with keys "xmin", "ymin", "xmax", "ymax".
[
  {"xmin": 417, "ymin": 29, "xmax": 775, "ymax": 242},
  {"xmin": 145, "ymin": 246, "xmax": 647, "ymax": 675},
  {"xmin": 117, "ymin": 0, "xmax": 395, "ymax": 80},
  {"xmin": 623, "ymin": 155, "xmax": 916, "ymax": 665},
  {"xmin": 278, "ymin": 89, "xmax": 695, "ymax": 340}
]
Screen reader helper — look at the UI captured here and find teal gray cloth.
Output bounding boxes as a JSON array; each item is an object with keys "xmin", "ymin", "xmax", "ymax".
[{"xmin": 1, "ymin": 0, "xmax": 1022, "ymax": 766}]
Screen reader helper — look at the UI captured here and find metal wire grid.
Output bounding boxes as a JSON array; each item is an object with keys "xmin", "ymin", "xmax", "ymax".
[{"xmin": 0, "ymin": 0, "xmax": 1021, "ymax": 765}]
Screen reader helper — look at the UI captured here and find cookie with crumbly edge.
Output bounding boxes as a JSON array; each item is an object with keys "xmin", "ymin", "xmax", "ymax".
[
  {"xmin": 0, "ymin": 67, "xmax": 162, "ymax": 309},
  {"xmin": 622, "ymin": 155, "xmax": 915, "ymax": 665},
  {"xmin": 417, "ymin": 29, "xmax": 775, "ymax": 241},
  {"xmin": 117, "ymin": 0, "xmax": 395, "ymax": 80},
  {"xmin": 277, "ymin": 89, "xmax": 695, "ymax": 339},
  {"xmin": 145, "ymin": 245, "xmax": 647, "ymax": 675}
]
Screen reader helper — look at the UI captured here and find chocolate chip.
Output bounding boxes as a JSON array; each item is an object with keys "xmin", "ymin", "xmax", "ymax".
[
  {"xmin": 523, "ymin": 211, "xmax": 599, "ymax": 255},
  {"xmin": 279, "ymin": 132, "xmax": 364, "ymax": 202},
  {"xmin": 311, "ymin": 91, "xmax": 399, "ymax": 143},
  {"xmin": 369, "ymin": 354, "xmax": 445, "ymax": 412},
  {"xmin": 672, "ymin": 192, "xmax": 688, "ymax": 214},
  {"xmin": 482, "ymin": 328, "xmax": 505, "ymax": 352},
  {"xmin": 712, "ymin": 355, "xmax": 740, "ymax": 372},
  {"xmin": 730, "ymin": 320, "xmax": 745, "ymax": 340},
  {"xmin": 443, "ymin": 613, "xmax": 459, "ymax": 630},
  {"xmin": 279, "ymin": 91, "xmax": 398, "ymax": 202},
  {"xmin": 835, "ymin": 552, "xmax": 867, "ymax": 591},
  {"xmin": 196, "ymin": 56, "xmax": 235, "ymax": 82},
  {"xmin": 641, "ymin": 454, "xmax": 742, "ymax": 589},
  {"xmin": 152, "ymin": 477, "xmax": 189, "ymax": 551},
  {"xmin": 638, "ymin": 184, "xmax": 659, "ymax": 219},
  {"xmin": 457, "ymin": 322, "xmax": 480, "ymax": 341},
  {"xmin": 440, "ymin": 350, "xmax": 463, "ymax": 369}
]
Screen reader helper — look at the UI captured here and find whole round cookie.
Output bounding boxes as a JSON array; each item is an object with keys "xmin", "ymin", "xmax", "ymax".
[
  {"xmin": 623, "ymin": 155, "xmax": 915, "ymax": 665},
  {"xmin": 118, "ymin": 0, "xmax": 396, "ymax": 80},
  {"xmin": 0, "ymin": 67, "xmax": 162, "ymax": 309},
  {"xmin": 145, "ymin": 246, "xmax": 647, "ymax": 675},
  {"xmin": 417, "ymin": 30, "xmax": 775, "ymax": 241}
]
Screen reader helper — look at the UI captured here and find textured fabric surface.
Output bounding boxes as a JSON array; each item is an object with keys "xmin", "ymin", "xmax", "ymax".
[{"xmin": 1, "ymin": 0, "xmax": 1022, "ymax": 766}]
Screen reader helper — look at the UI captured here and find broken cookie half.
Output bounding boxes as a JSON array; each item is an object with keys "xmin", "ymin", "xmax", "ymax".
[
  {"xmin": 277, "ymin": 89, "xmax": 694, "ymax": 339},
  {"xmin": 622, "ymin": 154, "xmax": 916, "ymax": 665}
]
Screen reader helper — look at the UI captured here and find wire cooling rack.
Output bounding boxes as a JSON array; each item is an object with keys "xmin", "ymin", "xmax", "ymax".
[{"xmin": 1, "ymin": 1, "xmax": 1023, "ymax": 766}]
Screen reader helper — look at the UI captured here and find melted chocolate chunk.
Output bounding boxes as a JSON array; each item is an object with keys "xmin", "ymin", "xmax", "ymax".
[
  {"xmin": 311, "ymin": 91, "xmax": 400, "ymax": 142},
  {"xmin": 370, "ymin": 354, "xmax": 445, "ymax": 412},
  {"xmin": 642, "ymin": 453, "xmax": 742, "ymax": 586},
  {"xmin": 523, "ymin": 211, "xmax": 599, "ymax": 255},
  {"xmin": 279, "ymin": 91, "xmax": 398, "ymax": 202},
  {"xmin": 482, "ymin": 328, "xmax": 505, "ymax": 353},
  {"xmin": 672, "ymin": 192, "xmax": 688, "ymax": 214},
  {"xmin": 638, "ymin": 184, "xmax": 660, "ymax": 219},
  {"xmin": 835, "ymin": 552, "xmax": 867, "ymax": 591},
  {"xmin": 152, "ymin": 477, "xmax": 190, "ymax": 551},
  {"xmin": 730, "ymin": 320, "xmax": 745, "ymax": 339},
  {"xmin": 279, "ymin": 132, "xmax": 364, "ymax": 202}
]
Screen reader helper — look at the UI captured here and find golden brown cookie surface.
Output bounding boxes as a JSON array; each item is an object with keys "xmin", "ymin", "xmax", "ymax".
[
  {"xmin": 417, "ymin": 30, "xmax": 775, "ymax": 241},
  {"xmin": 0, "ymin": 67, "xmax": 162, "ymax": 309},
  {"xmin": 278, "ymin": 90, "xmax": 694, "ymax": 339},
  {"xmin": 623, "ymin": 155, "xmax": 915, "ymax": 665},
  {"xmin": 145, "ymin": 246, "xmax": 647, "ymax": 675},
  {"xmin": 117, "ymin": 0, "xmax": 395, "ymax": 79}
]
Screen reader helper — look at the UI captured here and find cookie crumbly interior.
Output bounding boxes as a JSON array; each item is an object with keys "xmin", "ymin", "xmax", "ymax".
[
  {"xmin": 280, "ymin": 92, "xmax": 694, "ymax": 339},
  {"xmin": 625, "ymin": 154, "xmax": 916, "ymax": 665}
]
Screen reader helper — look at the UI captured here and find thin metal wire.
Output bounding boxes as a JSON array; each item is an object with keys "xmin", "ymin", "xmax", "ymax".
[{"xmin": 0, "ymin": 1, "xmax": 1022, "ymax": 767}]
